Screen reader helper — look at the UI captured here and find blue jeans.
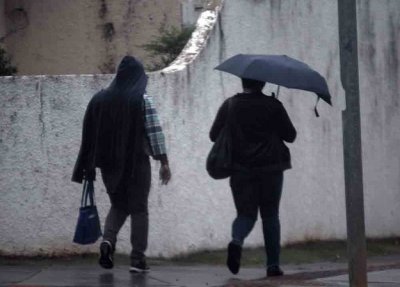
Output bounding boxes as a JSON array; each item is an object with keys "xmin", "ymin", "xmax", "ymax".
[{"xmin": 230, "ymin": 170, "xmax": 284, "ymax": 267}]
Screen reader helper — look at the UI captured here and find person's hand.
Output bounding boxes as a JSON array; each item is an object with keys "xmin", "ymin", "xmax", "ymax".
[{"xmin": 159, "ymin": 163, "xmax": 171, "ymax": 185}]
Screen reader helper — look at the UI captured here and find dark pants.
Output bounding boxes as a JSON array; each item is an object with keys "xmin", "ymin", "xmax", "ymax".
[
  {"xmin": 230, "ymin": 170, "xmax": 284, "ymax": 267},
  {"xmin": 101, "ymin": 156, "xmax": 151, "ymax": 263}
]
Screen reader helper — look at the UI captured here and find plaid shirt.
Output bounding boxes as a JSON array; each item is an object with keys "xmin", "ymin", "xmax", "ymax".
[{"xmin": 143, "ymin": 94, "xmax": 167, "ymax": 156}]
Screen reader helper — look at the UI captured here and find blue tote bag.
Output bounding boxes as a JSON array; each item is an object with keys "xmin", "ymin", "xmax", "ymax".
[{"xmin": 73, "ymin": 180, "xmax": 102, "ymax": 245}]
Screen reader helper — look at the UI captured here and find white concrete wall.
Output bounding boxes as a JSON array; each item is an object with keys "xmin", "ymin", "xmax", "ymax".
[
  {"xmin": 357, "ymin": 0, "xmax": 400, "ymax": 237},
  {"xmin": 0, "ymin": 0, "xmax": 399, "ymax": 257}
]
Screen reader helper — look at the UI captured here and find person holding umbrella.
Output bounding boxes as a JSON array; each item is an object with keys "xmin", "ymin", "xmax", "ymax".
[
  {"xmin": 210, "ymin": 78, "xmax": 296, "ymax": 277},
  {"xmin": 210, "ymin": 54, "xmax": 331, "ymax": 277}
]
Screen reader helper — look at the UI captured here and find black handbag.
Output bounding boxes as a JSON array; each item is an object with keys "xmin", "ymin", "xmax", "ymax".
[
  {"xmin": 73, "ymin": 180, "xmax": 102, "ymax": 245},
  {"xmin": 206, "ymin": 99, "xmax": 233, "ymax": 179}
]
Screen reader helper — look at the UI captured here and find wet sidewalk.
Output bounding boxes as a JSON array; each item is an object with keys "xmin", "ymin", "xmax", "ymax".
[{"xmin": 1, "ymin": 255, "xmax": 400, "ymax": 287}]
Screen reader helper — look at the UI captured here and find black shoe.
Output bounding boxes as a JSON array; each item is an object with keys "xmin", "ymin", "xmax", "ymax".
[
  {"xmin": 99, "ymin": 241, "xmax": 114, "ymax": 269},
  {"xmin": 129, "ymin": 260, "xmax": 150, "ymax": 273},
  {"xmin": 267, "ymin": 265, "xmax": 284, "ymax": 277},
  {"xmin": 227, "ymin": 242, "xmax": 242, "ymax": 275}
]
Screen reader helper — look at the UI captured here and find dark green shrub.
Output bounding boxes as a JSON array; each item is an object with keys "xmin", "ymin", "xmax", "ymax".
[
  {"xmin": 0, "ymin": 47, "xmax": 17, "ymax": 76},
  {"xmin": 142, "ymin": 25, "xmax": 195, "ymax": 71}
]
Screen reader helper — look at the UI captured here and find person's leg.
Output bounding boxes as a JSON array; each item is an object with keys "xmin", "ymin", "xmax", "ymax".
[
  {"xmin": 99, "ymin": 171, "xmax": 130, "ymax": 269},
  {"xmin": 103, "ymin": 205, "xmax": 129, "ymax": 249},
  {"xmin": 259, "ymin": 171, "xmax": 284, "ymax": 270},
  {"xmin": 101, "ymin": 169, "xmax": 130, "ymax": 249},
  {"xmin": 99, "ymin": 202, "xmax": 129, "ymax": 269},
  {"xmin": 227, "ymin": 172, "xmax": 258, "ymax": 274},
  {"xmin": 230, "ymin": 172, "xmax": 259, "ymax": 245},
  {"xmin": 128, "ymin": 156, "xmax": 151, "ymax": 272},
  {"xmin": 231, "ymin": 216, "xmax": 257, "ymax": 245}
]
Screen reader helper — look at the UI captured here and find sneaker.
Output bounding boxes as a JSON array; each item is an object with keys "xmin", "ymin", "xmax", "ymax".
[
  {"xmin": 227, "ymin": 242, "xmax": 242, "ymax": 275},
  {"xmin": 98, "ymin": 241, "xmax": 114, "ymax": 269},
  {"xmin": 267, "ymin": 265, "xmax": 284, "ymax": 277},
  {"xmin": 129, "ymin": 260, "xmax": 150, "ymax": 273}
]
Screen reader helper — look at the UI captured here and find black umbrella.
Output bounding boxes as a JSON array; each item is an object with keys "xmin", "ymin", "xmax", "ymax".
[{"xmin": 215, "ymin": 54, "xmax": 332, "ymax": 107}]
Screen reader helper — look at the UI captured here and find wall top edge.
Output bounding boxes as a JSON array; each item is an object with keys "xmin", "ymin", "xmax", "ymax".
[
  {"xmin": 0, "ymin": 74, "xmax": 113, "ymax": 81},
  {"xmin": 160, "ymin": 0, "xmax": 223, "ymax": 74}
]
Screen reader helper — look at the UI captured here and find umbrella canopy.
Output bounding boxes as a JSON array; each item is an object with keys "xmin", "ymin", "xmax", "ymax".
[{"xmin": 215, "ymin": 54, "xmax": 332, "ymax": 105}]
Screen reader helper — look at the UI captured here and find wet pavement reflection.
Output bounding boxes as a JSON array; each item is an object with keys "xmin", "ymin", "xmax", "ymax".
[{"xmin": 2, "ymin": 257, "xmax": 400, "ymax": 287}]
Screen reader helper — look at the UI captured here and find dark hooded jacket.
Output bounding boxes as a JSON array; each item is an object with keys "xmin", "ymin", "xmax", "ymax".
[
  {"xmin": 72, "ymin": 56, "xmax": 148, "ymax": 193},
  {"xmin": 210, "ymin": 92, "xmax": 296, "ymax": 171}
]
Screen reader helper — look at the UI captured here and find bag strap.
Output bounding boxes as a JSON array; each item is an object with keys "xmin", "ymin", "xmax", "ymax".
[
  {"xmin": 80, "ymin": 180, "xmax": 88, "ymax": 207},
  {"xmin": 81, "ymin": 180, "xmax": 95, "ymax": 207},
  {"xmin": 87, "ymin": 180, "xmax": 95, "ymax": 206}
]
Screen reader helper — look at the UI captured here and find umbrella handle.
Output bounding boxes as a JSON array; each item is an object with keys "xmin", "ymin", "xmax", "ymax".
[
  {"xmin": 271, "ymin": 86, "xmax": 280, "ymax": 98},
  {"xmin": 314, "ymin": 97, "xmax": 320, "ymax": 117}
]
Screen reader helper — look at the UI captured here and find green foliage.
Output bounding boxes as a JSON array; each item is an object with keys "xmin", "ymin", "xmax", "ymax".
[
  {"xmin": 0, "ymin": 47, "xmax": 17, "ymax": 76},
  {"xmin": 142, "ymin": 26, "xmax": 195, "ymax": 71}
]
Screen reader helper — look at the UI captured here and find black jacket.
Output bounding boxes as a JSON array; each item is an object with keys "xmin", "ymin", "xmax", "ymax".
[
  {"xmin": 72, "ymin": 56, "xmax": 147, "ymax": 193},
  {"xmin": 210, "ymin": 92, "xmax": 296, "ymax": 171}
]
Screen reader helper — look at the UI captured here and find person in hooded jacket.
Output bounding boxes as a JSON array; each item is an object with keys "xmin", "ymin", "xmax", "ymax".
[
  {"xmin": 209, "ymin": 78, "xmax": 296, "ymax": 277},
  {"xmin": 72, "ymin": 56, "xmax": 171, "ymax": 273}
]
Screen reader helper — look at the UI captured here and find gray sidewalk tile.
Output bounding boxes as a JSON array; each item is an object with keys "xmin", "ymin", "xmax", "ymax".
[
  {"xmin": 2, "ymin": 265, "xmax": 265, "ymax": 287},
  {"xmin": 1, "ymin": 257, "xmax": 400, "ymax": 287},
  {"xmin": 11, "ymin": 265, "xmax": 170, "ymax": 287},
  {"xmin": 317, "ymin": 269, "xmax": 400, "ymax": 287},
  {"xmin": 0, "ymin": 266, "xmax": 42, "ymax": 285}
]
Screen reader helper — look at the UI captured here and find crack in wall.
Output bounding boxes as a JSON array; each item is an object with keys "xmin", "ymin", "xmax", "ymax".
[
  {"xmin": 98, "ymin": 0, "xmax": 116, "ymax": 73},
  {"xmin": 217, "ymin": 14, "xmax": 226, "ymax": 99},
  {"xmin": 36, "ymin": 79, "xmax": 45, "ymax": 143}
]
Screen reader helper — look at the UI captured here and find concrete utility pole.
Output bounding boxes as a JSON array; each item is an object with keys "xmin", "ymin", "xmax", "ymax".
[{"xmin": 338, "ymin": 0, "xmax": 368, "ymax": 286}]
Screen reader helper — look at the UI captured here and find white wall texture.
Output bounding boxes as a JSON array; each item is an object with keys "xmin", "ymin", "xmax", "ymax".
[{"xmin": 0, "ymin": 0, "xmax": 399, "ymax": 257}]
